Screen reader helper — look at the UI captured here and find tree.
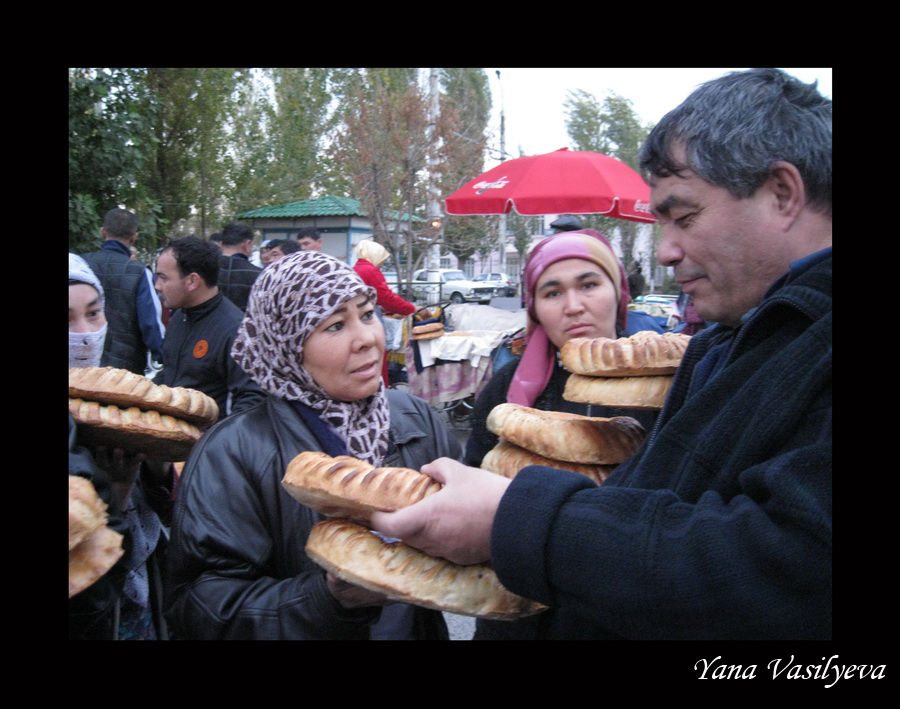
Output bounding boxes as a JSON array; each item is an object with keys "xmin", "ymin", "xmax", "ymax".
[
  {"xmin": 435, "ymin": 68, "xmax": 493, "ymax": 271},
  {"xmin": 334, "ymin": 69, "xmax": 444, "ymax": 288},
  {"xmin": 68, "ymin": 68, "xmax": 157, "ymax": 253},
  {"xmin": 564, "ymin": 89, "xmax": 654, "ymax": 269},
  {"xmin": 137, "ymin": 68, "xmax": 242, "ymax": 241}
]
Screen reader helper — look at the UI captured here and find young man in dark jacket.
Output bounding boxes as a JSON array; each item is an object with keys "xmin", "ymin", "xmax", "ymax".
[
  {"xmin": 371, "ymin": 68, "xmax": 833, "ymax": 641},
  {"xmin": 153, "ymin": 236, "xmax": 264, "ymax": 420}
]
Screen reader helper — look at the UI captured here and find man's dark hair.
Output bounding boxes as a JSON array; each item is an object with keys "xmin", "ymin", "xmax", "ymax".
[
  {"xmin": 271, "ymin": 238, "xmax": 302, "ymax": 254},
  {"xmin": 296, "ymin": 227, "xmax": 321, "ymax": 241},
  {"xmin": 163, "ymin": 236, "xmax": 220, "ymax": 287},
  {"xmin": 639, "ymin": 68, "xmax": 832, "ymax": 217},
  {"xmin": 221, "ymin": 222, "xmax": 254, "ymax": 246},
  {"xmin": 102, "ymin": 208, "xmax": 140, "ymax": 239},
  {"xmin": 209, "ymin": 232, "xmax": 224, "ymax": 244}
]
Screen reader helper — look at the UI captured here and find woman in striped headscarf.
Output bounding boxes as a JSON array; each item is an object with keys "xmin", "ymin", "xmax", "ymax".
[
  {"xmin": 166, "ymin": 251, "xmax": 460, "ymax": 640},
  {"xmin": 464, "ymin": 229, "xmax": 659, "ymax": 468}
]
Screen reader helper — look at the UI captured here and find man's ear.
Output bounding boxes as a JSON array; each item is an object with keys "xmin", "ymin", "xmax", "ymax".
[
  {"xmin": 185, "ymin": 272, "xmax": 201, "ymax": 292},
  {"xmin": 767, "ymin": 161, "xmax": 806, "ymax": 228}
]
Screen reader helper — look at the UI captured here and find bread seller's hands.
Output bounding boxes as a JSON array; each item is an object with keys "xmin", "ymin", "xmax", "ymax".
[
  {"xmin": 90, "ymin": 446, "xmax": 144, "ymax": 514},
  {"xmin": 370, "ymin": 458, "xmax": 510, "ymax": 566}
]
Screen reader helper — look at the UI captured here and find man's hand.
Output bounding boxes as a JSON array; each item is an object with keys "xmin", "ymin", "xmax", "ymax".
[{"xmin": 370, "ymin": 458, "xmax": 510, "ymax": 566}]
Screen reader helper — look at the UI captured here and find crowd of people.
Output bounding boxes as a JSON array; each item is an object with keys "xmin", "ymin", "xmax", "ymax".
[{"xmin": 69, "ymin": 68, "xmax": 831, "ymax": 641}]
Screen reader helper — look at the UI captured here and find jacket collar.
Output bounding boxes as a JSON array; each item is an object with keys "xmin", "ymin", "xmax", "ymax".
[
  {"xmin": 180, "ymin": 291, "xmax": 223, "ymax": 323},
  {"xmin": 101, "ymin": 239, "xmax": 132, "ymax": 257}
]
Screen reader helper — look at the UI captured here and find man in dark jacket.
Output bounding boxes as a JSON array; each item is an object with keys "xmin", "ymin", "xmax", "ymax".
[
  {"xmin": 216, "ymin": 222, "xmax": 262, "ymax": 310},
  {"xmin": 371, "ymin": 68, "xmax": 833, "ymax": 640},
  {"xmin": 81, "ymin": 208, "xmax": 165, "ymax": 374},
  {"xmin": 153, "ymin": 236, "xmax": 264, "ymax": 420}
]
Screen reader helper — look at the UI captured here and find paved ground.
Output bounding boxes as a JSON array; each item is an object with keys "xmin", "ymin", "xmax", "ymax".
[{"xmin": 441, "ymin": 413, "xmax": 477, "ymax": 640}]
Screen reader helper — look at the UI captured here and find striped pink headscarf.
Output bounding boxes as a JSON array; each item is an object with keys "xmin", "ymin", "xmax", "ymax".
[{"xmin": 507, "ymin": 229, "xmax": 630, "ymax": 407}]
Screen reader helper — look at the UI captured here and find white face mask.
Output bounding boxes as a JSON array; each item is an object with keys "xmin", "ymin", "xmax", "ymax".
[{"xmin": 69, "ymin": 324, "xmax": 107, "ymax": 368}]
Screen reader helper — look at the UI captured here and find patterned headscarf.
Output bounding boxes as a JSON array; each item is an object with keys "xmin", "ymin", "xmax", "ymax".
[
  {"xmin": 232, "ymin": 251, "xmax": 391, "ymax": 465},
  {"xmin": 508, "ymin": 229, "xmax": 630, "ymax": 407}
]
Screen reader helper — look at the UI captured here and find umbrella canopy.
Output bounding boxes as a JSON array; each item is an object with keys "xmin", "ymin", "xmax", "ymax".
[{"xmin": 444, "ymin": 148, "xmax": 655, "ymax": 223}]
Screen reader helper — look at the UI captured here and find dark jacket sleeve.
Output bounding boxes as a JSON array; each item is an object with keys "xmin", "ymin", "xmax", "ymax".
[{"xmin": 164, "ymin": 407, "xmax": 378, "ymax": 640}]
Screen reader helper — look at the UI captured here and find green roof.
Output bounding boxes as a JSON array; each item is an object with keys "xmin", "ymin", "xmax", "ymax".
[
  {"xmin": 236, "ymin": 194, "xmax": 425, "ymax": 222},
  {"xmin": 236, "ymin": 195, "xmax": 367, "ymax": 219}
]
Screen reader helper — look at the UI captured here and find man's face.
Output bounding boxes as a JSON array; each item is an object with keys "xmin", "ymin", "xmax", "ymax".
[
  {"xmin": 650, "ymin": 151, "xmax": 793, "ymax": 326},
  {"xmin": 298, "ymin": 237, "xmax": 321, "ymax": 251},
  {"xmin": 260, "ymin": 247, "xmax": 276, "ymax": 265},
  {"xmin": 154, "ymin": 250, "xmax": 191, "ymax": 309}
]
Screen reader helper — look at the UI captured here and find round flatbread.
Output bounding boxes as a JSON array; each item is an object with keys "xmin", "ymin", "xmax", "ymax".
[
  {"xmin": 486, "ymin": 403, "xmax": 646, "ymax": 465},
  {"xmin": 560, "ymin": 331, "xmax": 690, "ymax": 378},
  {"xmin": 481, "ymin": 440, "xmax": 614, "ymax": 486},
  {"xmin": 69, "ymin": 367, "xmax": 218, "ymax": 426},
  {"xmin": 69, "ymin": 397, "xmax": 203, "ymax": 461}
]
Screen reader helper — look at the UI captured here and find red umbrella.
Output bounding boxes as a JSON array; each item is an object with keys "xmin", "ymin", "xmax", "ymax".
[{"xmin": 444, "ymin": 148, "xmax": 655, "ymax": 223}]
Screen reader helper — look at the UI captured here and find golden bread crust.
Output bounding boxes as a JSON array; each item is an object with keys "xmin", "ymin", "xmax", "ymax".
[
  {"xmin": 282, "ymin": 451, "xmax": 442, "ymax": 523},
  {"xmin": 563, "ymin": 374, "xmax": 673, "ymax": 410},
  {"xmin": 560, "ymin": 331, "xmax": 690, "ymax": 377},
  {"xmin": 69, "ymin": 366, "xmax": 218, "ymax": 426},
  {"xmin": 69, "ymin": 475, "xmax": 108, "ymax": 551},
  {"xmin": 69, "ymin": 525, "xmax": 124, "ymax": 598},
  {"xmin": 486, "ymin": 403, "xmax": 645, "ymax": 464},
  {"xmin": 68, "ymin": 397, "xmax": 202, "ymax": 460},
  {"xmin": 481, "ymin": 440, "xmax": 614, "ymax": 485},
  {"xmin": 305, "ymin": 519, "xmax": 547, "ymax": 620}
]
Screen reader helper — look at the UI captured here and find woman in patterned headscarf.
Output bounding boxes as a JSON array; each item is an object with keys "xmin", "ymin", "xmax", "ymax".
[
  {"xmin": 166, "ymin": 251, "xmax": 460, "ymax": 640},
  {"xmin": 464, "ymin": 229, "xmax": 659, "ymax": 468}
]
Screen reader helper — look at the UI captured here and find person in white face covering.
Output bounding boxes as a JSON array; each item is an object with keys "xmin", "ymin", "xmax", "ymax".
[
  {"xmin": 69, "ymin": 253, "xmax": 108, "ymax": 368},
  {"xmin": 69, "ymin": 252, "xmax": 175, "ymax": 640}
]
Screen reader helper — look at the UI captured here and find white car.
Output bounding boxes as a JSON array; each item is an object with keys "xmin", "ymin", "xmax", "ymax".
[
  {"xmin": 472, "ymin": 272, "xmax": 517, "ymax": 297},
  {"xmin": 412, "ymin": 269, "xmax": 496, "ymax": 304}
]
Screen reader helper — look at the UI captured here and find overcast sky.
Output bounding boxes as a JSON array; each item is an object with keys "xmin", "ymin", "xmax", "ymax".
[{"xmin": 480, "ymin": 68, "xmax": 832, "ymax": 168}]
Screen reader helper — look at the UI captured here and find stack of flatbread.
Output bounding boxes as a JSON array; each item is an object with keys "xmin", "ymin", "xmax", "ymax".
[
  {"xmin": 561, "ymin": 331, "xmax": 691, "ymax": 410},
  {"xmin": 69, "ymin": 475, "xmax": 124, "ymax": 598},
  {"xmin": 68, "ymin": 367, "xmax": 218, "ymax": 462},
  {"xmin": 282, "ymin": 451, "xmax": 546, "ymax": 620},
  {"xmin": 411, "ymin": 322, "xmax": 445, "ymax": 340},
  {"xmin": 480, "ymin": 403, "xmax": 646, "ymax": 485}
]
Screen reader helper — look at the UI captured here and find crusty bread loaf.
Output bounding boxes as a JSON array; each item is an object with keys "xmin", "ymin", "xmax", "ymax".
[
  {"xmin": 411, "ymin": 330, "xmax": 444, "ymax": 341},
  {"xmin": 68, "ymin": 397, "xmax": 203, "ymax": 461},
  {"xmin": 560, "ymin": 331, "xmax": 690, "ymax": 377},
  {"xmin": 282, "ymin": 451, "xmax": 442, "ymax": 522},
  {"xmin": 481, "ymin": 440, "xmax": 614, "ymax": 486},
  {"xmin": 411, "ymin": 322, "xmax": 445, "ymax": 340},
  {"xmin": 306, "ymin": 519, "xmax": 547, "ymax": 620},
  {"xmin": 563, "ymin": 374, "xmax": 672, "ymax": 410},
  {"xmin": 486, "ymin": 403, "xmax": 645, "ymax": 465},
  {"xmin": 412, "ymin": 322, "xmax": 444, "ymax": 334},
  {"xmin": 69, "ymin": 525, "xmax": 124, "ymax": 598},
  {"xmin": 69, "ymin": 475, "xmax": 108, "ymax": 551},
  {"xmin": 69, "ymin": 367, "xmax": 219, "ymax": 426}
]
